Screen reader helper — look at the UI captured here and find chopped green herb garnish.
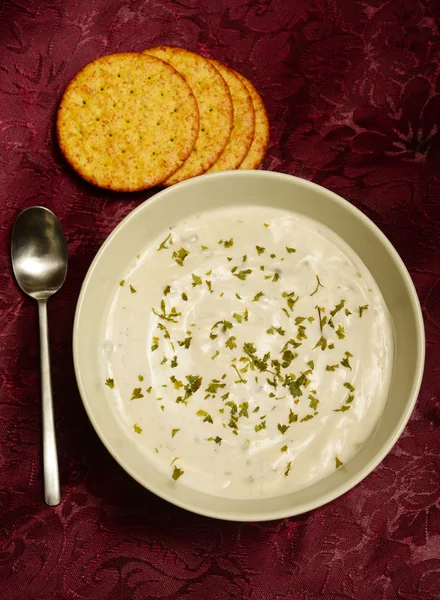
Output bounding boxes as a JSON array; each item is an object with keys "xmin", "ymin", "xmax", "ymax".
[
  {"xmin": 177, "ymin": 337, "xmax": 192, "ymax": 349},
  {"xmin": 201, "ymin": 244, "xmax": 208, "ymax": 251},
  {"xmin": 130, "ymin": 285, "xmax": 137, "ymax": 294},
  {"xmin": 284, "ymin": 461, "xmax": 292, "ymax": 476},
  {"xmin": 232, "ymin": 363, "xmax": 247, "ymax": 383},
  {"xmin": 264, "ymin": 223, "xmax": 269, "ymax": 228},
  {"xmin": 131, "ymin": 387, "xmax": 144, "ymax": 400},
  {"xmin": 307, "ymin": 360, "xmax": 314, "ymax": 370},
  {"xmin": 309, "ymin": 394, "xmax": 319, "ymax": 410},
  {"xmin": 286, "ymin": 247, "xmax": 296, "ymax": 254},
  {"xmin": 270, "ymin": 253, "xmax": 276, "ymax": 259},
  {"xmin": 210, "ymin": 319, "xmax": 233, "ymax": 339},
  {"xmin": 211, "ymin": 350, "xmax": 220, "ymax": 360},
  {"xmin": 330, "ymin": 299, "xmax": 345, "ymax": 317},
  {"xmin": 252, "ymin": 291, "xmax": 264, "ymax": 302},
  {"xmin": 344, "ymin": 382, "xmax": 355, "ymax": 392},
  {"xmin": 205, "ymin": 280, "xmax": 213, "ymax": 293},
  {"xmin": 146, "ymin": 386, "xmax": 152, "ymax": 393},
  {"xmin": 272, "ymin": 272, "xmax": 280, "ymax": 282},
  {"xmin": 138, "ymin": 375, "xmax": 144, "ymax": 382},
  {"xmin": 208, "ymin": 436, "xmax": 222, "ymax": 445},
  {"xmin": 163, "ymin": 284, "xmax": 171, "ymax": 296},
  {"xmin": 205, "ymin": 379, "xmax": 226, "ymax": 394},
  {"xmin": 233, "ymin": 269, "xmax": 252, "ymax": 280},
  {"xmin": 328, "ymin": 343, "xmax": 335, "ymax": 349},
  {"xmin": 282, "ymin": 291, "xmax": 299, "ymax": 312},
  {"xmin": 170, "ymin": 355, "xmax": 178, "ymax": 368},
  {"xmin": 235, "ymin": 293, "xmax": 242, "ymax": 300},
  {"xmin": 233, "ymin": 309, "xmax": 249, "ymax": 323},
  {"xmin": 157, "ymin": 233, "xmax": 173, "ymax": 251},
  {"xmin": 256, "ymin": 245, "xmax": 265, "ymax": 255},
  {"xmin": 151, "ymin": 336, "xmax": 159, "ymax": 352},
  {"xmin": 300, "ymin": 414, "xmax": 314, "ymax": 422},
  {"xmin": 172, "ymin": 247, "xmax": 189, "ymax": 266},
  {"xmin": 335, "ymin": 457, "xmax": 343, "ymax": 469},
  {"xmin": 340, "ymin": 351, "xmax": 353, "ymax": 370},
  {"xmin": 160, "ymin": 357, "xmax": 167, "ymax": 364},
  {"xmin": 310, "ymin": 274, "xmax": 323, "ymax": 296},
  {"xmin": 105, "ymin": 378, "xmax": 114, "ymax": 389},
  {"xmin": 171, "ymin": 428, "xmax": 180, "ymax": 437},
  {"xmin": 313, "ymin": 336, "xmax": 327, "ymax": 351},
  {"xmin": 133, "ymin": 424, "xmax": 142, "ymax": 434},
  {"xmin": 172, "ymin": 466, "xmax": 184, "ymax": 480},
  {"xmin": 336, "ymin": 325, "xmax": 345, "ymax": 339},
  {"xmin": 219, "ymin": 238, "xmax": 234, "ymax": 248},
  {"xmin": 119, "ymin": 280, "xmax": 125, "ymax": 287},
  {"xmin": 170, "ymin": 376, "xmax": 183, "ymax": 389},
  {"xmin": 225, "ymin": 336, "xmax": 237, "ymax": 350},
  {"xmin": 191, "ymin": 273, "xmax": 202, "ymax": 287},
  {"xmin": 152, "ymin": 299, "xmax": 182, "ymax": 323},
  {"xmin": 288, "ymin": 410, "xmax": 298, "ymax": 423},
  {"xmin": 296, "ymin": 325, "xmax": 307, "ymax": 341},
  {"xmin": 196, "ymin": 409, "xmax": 213, "ymax": 423},
  {"xmin": 345, "ymin": 308, "xmax": 352, "ymax": 316},
  {"xmin": 277, "ymin": 423, "xmax": 290, "ymax": 434},
  {"xmin": 182, "ymin": 292, "xmax": 188, "ymax": 301},
  {"xmin": 280, "ymin": 445, "xmax": 288, "ymax": 452},
  {"xmin": 326, "ymin": 364, "xmax": 338, "ymax": 371},
  {"xmin": 359, "ymin": 305, "xmax": 369, "ymax": 317},
  {"xmin": 254, "ymin": 420, "xmax": 266, "ymax": 432}
]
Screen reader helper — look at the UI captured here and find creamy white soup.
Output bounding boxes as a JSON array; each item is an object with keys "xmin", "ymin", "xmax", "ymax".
[{"xmin": 103, "ymin": 206, "xmax": 394, "ymax": 498}]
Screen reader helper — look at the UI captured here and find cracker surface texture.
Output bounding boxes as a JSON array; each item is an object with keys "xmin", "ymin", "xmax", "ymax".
[
  {"xmin": 57, "ymin": 52, "xmax": 199, "ymax": 191},
  {"xmin": 207, "ymin": 59, "xmax": 255, "ymax": 173},
  {"xmin": 236, "ymin": 72, "xmax": 269, "ymax": 170},
  {"xmin": 144, "ymin": 46, "xmax": 233, "ymax": 185}
]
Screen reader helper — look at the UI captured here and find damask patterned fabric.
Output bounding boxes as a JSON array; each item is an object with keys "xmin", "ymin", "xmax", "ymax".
[{"xmin": 0, "ymin": 1, "xmax": 439, "ymax": 598}]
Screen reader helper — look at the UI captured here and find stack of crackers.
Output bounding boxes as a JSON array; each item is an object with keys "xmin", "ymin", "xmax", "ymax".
[{"xmin": 57, "ymin": 47, "xmax": 269, "ymax": 192}]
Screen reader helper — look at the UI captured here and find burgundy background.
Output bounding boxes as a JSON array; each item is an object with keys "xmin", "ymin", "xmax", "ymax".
[{"xmin": 0, "ymin": 0, "xmax": 439, "ymax": 598}]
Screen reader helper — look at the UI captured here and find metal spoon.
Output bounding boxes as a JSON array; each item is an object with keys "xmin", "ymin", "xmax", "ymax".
[{"xmin": 11, "ymin": 206, "xmax": 68, "ymax": 506}]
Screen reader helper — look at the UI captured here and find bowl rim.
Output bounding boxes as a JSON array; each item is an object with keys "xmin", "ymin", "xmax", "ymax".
[{"xmin": 73, "ymin": 170, "xmax": 425, "ymax": 521}]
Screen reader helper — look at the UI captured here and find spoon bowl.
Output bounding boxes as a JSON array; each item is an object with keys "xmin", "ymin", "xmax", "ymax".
[
  {"xmin": 11, "ymin": 206, "xmax": 68, "ymax": 506},
  {"xmin": 12, "ymin": 207, "xmax": 67, "ymax": 300}
]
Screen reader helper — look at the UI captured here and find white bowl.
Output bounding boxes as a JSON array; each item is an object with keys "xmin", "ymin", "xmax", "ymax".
[{"xmin": 73, "ymin": 171, "xmax": 425, "ymax": 521}]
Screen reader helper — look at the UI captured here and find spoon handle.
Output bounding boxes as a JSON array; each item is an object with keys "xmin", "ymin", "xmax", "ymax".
[{"xmin": 38, "ymin": 299, "xmax": 60, "ymax": 506}]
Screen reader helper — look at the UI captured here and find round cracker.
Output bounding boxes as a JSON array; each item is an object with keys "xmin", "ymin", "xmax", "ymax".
[
  {"xmin": 144, "ymin": 46, "xmax": 233, "ymax": 185},
  {"xmin": 207, "ymin": 59, "xmax": 255, "ymax": 173},
  {"xmin": 57, "ymin": 52, "xmax": 199, "ymax": 191},
  {"xmin": 236, "ymin": 72, "xmax": 269, "ymax": 170}
]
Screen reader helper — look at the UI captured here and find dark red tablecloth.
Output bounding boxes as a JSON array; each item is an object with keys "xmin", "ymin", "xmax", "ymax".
[{"xmin": 1, "ymin": 1, "xmax": 439, "ymax": 598}]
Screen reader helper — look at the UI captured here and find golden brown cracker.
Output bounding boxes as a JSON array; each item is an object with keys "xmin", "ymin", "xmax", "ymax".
[
  {"xmin": 236, "ymin": 72, "xmax": 269, "ymax": 170},
  {"xmin": 207, "ymin": 59, "xmax": 255, "ymax": 173},
  {"xmin": 144, "ymin": 46, "xmax": 233, "ymax": 185},
  {"xmin": 57, "ymin": 52, "xmax": 199, "ymax": 191}
]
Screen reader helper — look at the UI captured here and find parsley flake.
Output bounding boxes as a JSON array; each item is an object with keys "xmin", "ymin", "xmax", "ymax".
[
  {"xmin": 252, "ymin": 291, "xmax": 264, "ymax": 302},
  {"xmin": 105, "ymin": 378, "xmax": 114, "ymax": 389},
  {"xmin": 310, "ymin": 274, "xmax": 324, "ymax": 296},
  {"xmin": 208, "ymin": 436, "xmax": 222, "ymax": 445},
  {"xmin": 131, "ymin": 387, "xmax": 144, "ymax": 400},
  {"xmin": 359, "ymin": 305, "xmax": 369, "ymax": 317},
  {"xmin": 157, "ymin": 233, "xmax": 173, "ymax": 251},
  {"xmin": 172, "ymin": 466, "xmax": 184, "ymax": 480},
  {"xmin": 233, "ymin": 269, "xmax": 252, "ymax": 280},
  {"xmin": 172, "ymin": 247, "xmax": 189, "ymax": 266}
]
